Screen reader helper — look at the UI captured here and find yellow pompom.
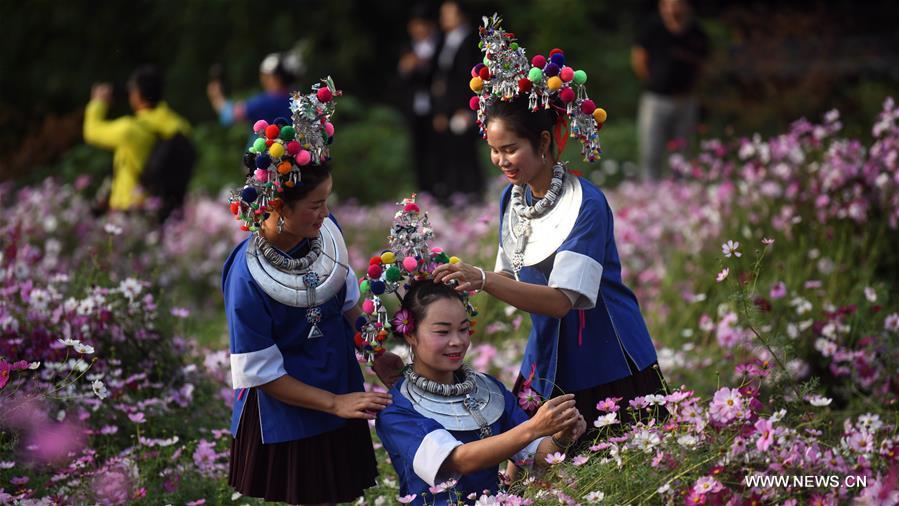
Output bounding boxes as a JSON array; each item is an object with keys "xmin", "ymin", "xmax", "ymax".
[
  {"xmin": 449, "ymin": 256, "xmax": 461, "ymax": 264},
  {"xmin": 268, "ymin": 142, "xmax": 285, "ymax": 159},
  {"xmin": 547, "ymin": 76, "xmax": 563, "ymax": 92},
  {"xmin": 593, "ymin": 107, "xmax": 607, "ymax": 124},
  {"xmin": 469, "ymin": 77, "xmax": 484, "ymax": 93},
  {"xmin": 380, "ymin": 251, "xmax": 396, "ymax": 264}
]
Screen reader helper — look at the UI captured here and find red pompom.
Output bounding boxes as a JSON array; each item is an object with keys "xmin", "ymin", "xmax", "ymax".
[
  {"xmin": 353, "ymin": 332, "xmax": 365, "ymax": 348},
  {"xmin": 580, "ymin": 99, "xmax": 596, "ymax": 115},
  {"xmin": 229, "ymin": 202, "xmax": 239, "ymax": 215},
  {"xmin": 531, "ymin": 54, "xmax": 546, "ymax": 68},
  {"xmin": 518, "ymin": 78, "xmax": 532, "ymax": 93},
  {"xmin": 469, "ymin": 96, "xmax": 480, "ymax": 111},
  {"xmin": 265, "ymin": 124, "xmax": 280, "ymax": 139},
  {"xmin": 559, "ymin": 87, "xmax": 575, "ymax": 103},
  {"xmin": 286, "ymin": 140, "xmax": 301, "ymax": 155},
  {"xmin": 549, "ymin": 48, "xmax": 564, "ymax": 56},
  {"xmin": 240, "ymin": 225, "xmax": 249, "ymax": 232},
  {"xmin": 367, "ymin": 264, "xmax": 383, "ymax": 279},
  {"xmin": 265, "ymin": 139, "xmax": 274, "ymax": 147},
  {"xmin": 478, "ymin": 67, "xmax": 490, "ymax": 80},
  {"xmin": 369, "ymin": 256, "xmax": 382, "ymax": 265},
  {"xmin": 317, "ymin": 87, "xmax": 333, "ymax": 103},
  {"xmin": 404, "ymin": 203, "xmax": 421, "ymax": 213}
]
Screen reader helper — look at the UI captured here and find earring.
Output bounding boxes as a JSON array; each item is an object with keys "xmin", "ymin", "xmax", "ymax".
[
  {"xmin": 277, "ymin": 216, "xmax": 285, "ymax": 234},
  {"xmin": 542, "ymin": 153, "xmax": 546, "ymax": 162}
]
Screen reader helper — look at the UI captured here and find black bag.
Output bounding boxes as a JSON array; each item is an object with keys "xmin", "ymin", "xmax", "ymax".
[{"xmin": 139, "ymin": 129, "xmax": 197, "ymax": 221}]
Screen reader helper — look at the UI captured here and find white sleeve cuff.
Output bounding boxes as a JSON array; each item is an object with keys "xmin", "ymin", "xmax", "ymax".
[
  {"xmin": 413, "ymin": 429, "xmax": 463, "ymax": 487},
  {"xmin": 495, "ymin": 246, "xmax": 513, "ymax": 274},
  {"xmin": 548, "ymin": 250, "xmax": 603, "ymax": 310},
  {"xmin": 230, "ymin": 343, "xmax": 288, "ymax": 388},
  {"xmin": 511, "ymin": 436, "xmax": 546, "ymax": 469},
  {"xmin": 342, "ymin": 268, "xmax": 360, "ymax": 312}
]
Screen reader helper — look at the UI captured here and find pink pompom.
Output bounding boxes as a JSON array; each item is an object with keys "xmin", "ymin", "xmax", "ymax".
[
  {"xmin": 580, "ymin": 99, "xmax": 596, "ymax": 115},
  {"xmin": 362, "ymin": 299, "xmax": 375, "ymax": 314},
  {"xmin": 367, "ymin": 264, "xmax": 383, "ymax": 279},
  {"xmin": 559, "ymin": 87, "xmax": 575, "ymax": 103},
  {"xmin": 317, "ymin": 87, "xmax": 333, "ymax": 103},
  {"xmin": 253, "ymin": 120, "xmax": 268, "ymax": 133},
  {"xmin": 402, "ymin": 256, "xmax": 418, "ymax": 272},
  {"xmin": 286, "ymin": 140, "xmax": 301, "ymax": 155},
  {"xmin": 254, "ymin": 169, "xmax": 267, "ymax": 182},
  {"xmin": 531, "ymin": 54, "xmax": 547, "ymax": 68},
  {"xmin": 404, "ymin": 203, "xmax": 420, "ymax": 213},
  {"xmin": 295, "ymin": 150, "xmax": 311, "ymax": 166},
  {"xmin": 469, "ymin": 96, "xmax": 481, "ymax": 111},
  {"xmin": 324, "ymin": 122, "xmax": 335, "ymax": 137},
  {"xmin": 560, "ymin": 66, "xmax": 574, "ymax": 82},
  {"xmin": 431, "ymin": 247, "xmax": 443, "ymax": 254}
]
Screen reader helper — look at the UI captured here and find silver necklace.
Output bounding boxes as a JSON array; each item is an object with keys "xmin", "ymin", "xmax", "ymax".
[
  {"xmin": 253, "ymin": 234, "xmax": 323, "ymax": 273},
  {"xmin": 508, "ymin": 162, "xmax": 566, "ymax": 273},
  {"xmin": 404, "ymin": 365, "xmax": 492, "ymax": 438},
  {"xmin": 253, "ymin": 233, "xmax": 325, "ymax": 338}
]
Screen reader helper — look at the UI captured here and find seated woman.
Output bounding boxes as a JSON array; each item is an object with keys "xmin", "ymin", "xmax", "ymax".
[{"xmin": 376, "ymin": 280, "xmax": 586, "ymax": 505}]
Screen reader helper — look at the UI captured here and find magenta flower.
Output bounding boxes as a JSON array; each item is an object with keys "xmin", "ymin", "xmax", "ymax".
[
  {"xmin": 392, "ymin": 308, "xmax": 415, "ymax": 335},
  {"xmin": 517, "ymin": 386, "xmax": 541, "ymax": 411},
  {"xmin": 571, "ymin": 454, "xmax": 589, "ymax": 466},
  {"xmin": 708, "ymin": 387, "xmax": 745, "ymax": 424},
  {"xmin": 397, "ymin": 494, "xmax": 417, "ymax": 504},
  {"xmin": 0, "ymin": 360, "xmax": 10, "ymax": 389},
  {"xmin": 692, "ymin": 476, "xmax": 723, "ymax": 495},
  {"xmin": 769, "ymin": 281, "xmax": 787, "ymax": 299},
  {"xmin": 595, "ymin": 396, "xmax": 622, "ymax": 412},
  {"xmin": 754, "ymin": 418, "xmax": 775, "ymax": 452},
  {"xmin": 127, "ymin": 412, "xmax": 146, "ymax": 424},
  {"xmin": 544, "ymin": 451, "xmax": 566, "ymax": 465}
]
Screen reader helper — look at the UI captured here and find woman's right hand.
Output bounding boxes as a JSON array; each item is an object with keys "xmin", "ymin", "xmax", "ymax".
[
  {"xmin": 331, "ymin": 391, "xmax": 392, "ymax": 420},
  {"xmin": 528, "ymin": 394, "xmax": 579, "ymax": 437}
]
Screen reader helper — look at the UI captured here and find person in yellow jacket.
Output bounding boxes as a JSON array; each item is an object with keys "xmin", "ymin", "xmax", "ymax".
[{"xmin": 84, "ymin": 65, "xmax": 191, "ymax": 211}]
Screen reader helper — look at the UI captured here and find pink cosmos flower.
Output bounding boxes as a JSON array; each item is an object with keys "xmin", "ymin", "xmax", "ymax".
[
  {"xmin": 186, "ymin": 500, "xmax": 206, "ymax": 506},
  {"xmin": 397, "ymin": 494, "xmax": 417, "ymax": 504},
  {"xmin": 692, "ymin": 476, "xmax": 723, "ymax": 495},
  {"xmin": 721, "ymin": 240, "xmax": 741, "ymax": 258},
  {"xmin": 762, "ymin": 237, "xmax": 775, "ymax": 245},
  {"xmin": 571, "ymin": 455, "xmax": 589, "ymax": 466},
  {"xmin": 754, "ymin": 418, "xmax": 775, "ymax": 452},
  {"xmin": 715, "ymin": 267, "xmax": 729, "ymax": 282},
  {"xmin": 885, "ymin": 313, "xmax": 899, "ymax": 332},
  {"xmin": 392, "ymin": 308, "xmax": 415, "ymax": 335},
  {"xmin": 127, "ymin": 412, "xmax": 146, "ymax": 424},
  {"xmin": 0, "ymin": 360, "xmax": 10, "ymax": 389},
  {"xmin": 595, "ymin": 396, "xmax": 622, "ymax": 412},
  {"xmin": 544, "ymin": 452, "xmax": 566, "ymax": 465},
  {"xmin": 770, "ymin": 281, "xmax": 787, "ymax": 299},
  {"xmin": 517, "ymin": 386, "xmax": 541, "ymax": 411},
  {"xmin": 708, "ymin": 387, "xmax": 744, "ymax": 424}
]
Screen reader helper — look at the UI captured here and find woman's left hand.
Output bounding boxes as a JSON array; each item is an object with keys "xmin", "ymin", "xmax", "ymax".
[{"xmin": 431, "ymin": 262, "xmax": 485, "ymax": 292}]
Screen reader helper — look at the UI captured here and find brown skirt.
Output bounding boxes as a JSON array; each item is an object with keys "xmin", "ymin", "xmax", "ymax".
[
  {"xmin": 513, "ymin": 361, "xmax": 669, "ymax": 452},
  {"xmin": 228, "ymin": 389, "xmax": 378, "ymax": 504}
]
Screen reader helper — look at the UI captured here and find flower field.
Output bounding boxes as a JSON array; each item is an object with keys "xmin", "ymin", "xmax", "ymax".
[{"xmin": 2, "ymin": 99, "xmax": 898, "ymax": 505}]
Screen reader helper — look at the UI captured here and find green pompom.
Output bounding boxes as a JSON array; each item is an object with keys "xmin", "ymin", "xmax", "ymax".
[
  {"xmin": 253, "ymin": 137, "xmax": 267, "ymax": 152},
  {"xmin": 510, "ymin": 42, "xmax": 519, "ymax": 50},
  {"xmin": 478, "ymin": 41, "xmax": 484, "ymax": 49},
  {"xmin": 360, "ymin": 280, "xmax": 370, "ymax": 294},
  {"xmin": 386, "ymin": 266, "xmax": 403, "ymax": 282},
  {"xmin": 573, "ymin": 70, "xmax": 588, "ymax": 85},
  {"xmin": 279, "ymin": 126, "xmax": 295, "ymax": 141},
  {"xmin": 433, "ymin": 252, "xmax": 450, "ymax": 264},
  {"xmin": 528, "ymin": 67, "xmax": 544, "ymax": 83}
]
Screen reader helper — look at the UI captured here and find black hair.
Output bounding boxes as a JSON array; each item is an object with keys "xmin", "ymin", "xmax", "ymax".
[
  {"xmin": 271, "ymin": 55, "xmax": 297, "ymax": 86},
  {"xmin": 395, "ymin": 280, "xmax": 466, "ymax": 341},
  {"xmin": 279, "ymin": 164, "xmax": 331, "ymax": 207},
  {"xmin": 127, "ymin": 65, "xmax": 164, "ymax": 107},
  {"xmin": 485, "ymin": 95, "xmax": 560, "ymax": 156}
]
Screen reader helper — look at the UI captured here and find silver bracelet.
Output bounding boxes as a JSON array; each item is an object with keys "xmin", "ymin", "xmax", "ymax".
[{"xmin": 474, "ymin": 266, "xmax": 486, "ymax": 292}]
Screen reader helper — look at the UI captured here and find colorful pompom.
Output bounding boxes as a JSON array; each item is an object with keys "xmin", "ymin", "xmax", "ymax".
[
  {"xmin": 277, "ymin": 161, "xmax": 292, "ymax": 175},
  {"xmin": 380, "ymin": 251, "xmax": 396, "ymax": 264},
  {"xmin": 367, "ymin": 264, "xmax": 383, "ymax": 279},
  {"xmin": 369, "ymin": 256, "xmax": 382, "ymax": 265},
  {"xmin": 469, "ymin": 96, "xmax": 480, "ymax": 111},
  {"xmin": 229, "ymin": 202, "xmax": 239, "ymax": 215},
  {"xmin": 386, "ymin": 266, "xmax": 403, "ymax": 282},
  {"xmin": 362, "ymin": 299, "xmax": 375, "ymax": 314},
  {"xmin": 580, "ymin": 99, "xmax": 596, "ymax": 115},
  {"xmin": 370, "ymin": 280, "xmax": 386, "ymax": 295},
  {"xmin": 404, "ymin": 203, "xmax": 421, "ymax": 213},
  {"xmin": 547, "ymin": 76, "xmax": 563, "ymax": 91},
  {"xmin": 317, "ymin": 87, "xmax": 333, "ymax": 103},
  {"xmin": 560, "ymin": 66, "xmax": 574, "ymax": 82},
  {"xmin": 544, "ymin": 63, "xmax": 560, "ymax": 77},
  {"xmin": 549, "ymin": 48, "xmax": 564, "ymax": 57},
  {"xmin": 268, "ymin": 142, "xmax": 285, "ymax": 159},
  {"xmin": 252, "ymin": 137, "xmax": 267, "ymax": 153},
  {"xmin": 531, "ymin": 54, "xmax": 546, "ymax": 68},
  {"xmin": 324, "ymin": 122, "xmax": 335, "ymax": 137},
  {"xmin": 265, "ymin": 124, "xmax": 280, "ymax": 139},
  {"xmin": 295, "ymin": 150, "xmax": 311, "ymax": 166},
  {"xmin": 573, "ymin": 70, "xmax": 588, "ymax": 85},
  {"xmin": 471, "ymin": 63, "xmax": 485, "ymax": 77},
  {"xmin": 449, "ymin": 256, "xmax": 461, "ymax": 264},
  {"xmin": 593, "ymin": 107, "xmax": 607, "ymax": 123},
  {"xmin": 243, "ymin": 152, "xmax": 257, "ymax": 169},
  {"xmin": 286, "ymin": 140, "xmax": 301, "ymax": 155},
  {"xmin": 559, "ymin": 87, "xmax": 575, "ymax": 103},
  {"xmin": 279, "ymin": 125, "xmax": 295, "ymax": 141},
  {"xmin": 478, "ymin": 66, "xmax": 490, "ymax": 80},
  {"xmin": 518, "ymin": 78, "xmax": 533, "ymax": 93},
  {"xmin": 253, "ymin": 120, "xmax": 268, "ymax": 134},
  {"xmin": 402, "ymin": 256, "xmax": 418, "ymax": 272},
  {"xmin": 550, "ymin": 52, "xmax": 565, "ymax": 66},
  {"xmin": 470, "ymin": 76, "xmax": 484, "ymax": 93},
  {"xmin": 527, "ymin": 67, "xmax": 543, "ymax": 83},
  {"xmin": 255, "ymin": 154, "xmax": 272, "ymax": 168},
  {"xmin": 240, "ymin": 186, "xmax": 258, "ymax": 203},
  {"xmin": 359, "ymin": 280, "xmax": 370, "ymax": 294},
  {"xmin": 254, "ymin": 169, "xmax": 267, "ymax": 182}
]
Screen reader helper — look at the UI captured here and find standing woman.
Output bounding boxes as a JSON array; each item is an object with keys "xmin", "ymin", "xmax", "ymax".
[
  {"xmin": 223, "ymin": 78, "xmax": 391, "ymax": 505},
  {"xmin": 433, "ymin": 16, "xmax": 667, "ymax": 441}
]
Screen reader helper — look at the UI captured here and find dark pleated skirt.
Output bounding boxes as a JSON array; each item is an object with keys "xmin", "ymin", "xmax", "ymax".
[
  {"xmin": 513, "ymin": 360, "xmax": 669, "ymax": 452},
  {"xmin": 228, "ymin": 389, "xmax": 378, "ymax": 504}
]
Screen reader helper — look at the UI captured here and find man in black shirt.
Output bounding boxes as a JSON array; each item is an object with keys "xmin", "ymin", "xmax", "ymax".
[{"xmin": 632, "ymin": 0, "xmax": 708, "ymax": 179}]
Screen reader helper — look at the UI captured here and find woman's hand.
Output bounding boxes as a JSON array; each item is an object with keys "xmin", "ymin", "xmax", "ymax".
[
  {"xmin": 553, "ymin": 412, "xmax": 587, "ymax": 447},
  {"xmin": 432, "ymin": 262, "xmax": 485, "ymax": 292},
  {"xmin": 90, "ymin": 83, "xmax": 113, "ymax": 104},
  {"xmin": 527, "ymin": 394, "xmax": 579, "ymax": 438},
  {"xmin": 372, "ymin": 352, "xmax": 405, "ymax": 388},
  {"xmin": 330, "ymin": 391, "xmax": 392, "ymax": 420}
]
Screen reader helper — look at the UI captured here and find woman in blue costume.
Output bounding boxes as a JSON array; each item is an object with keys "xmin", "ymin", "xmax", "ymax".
[
  {"xmin": 223, "ymin": 78, "xmax": 395, "ymax": 505},
  {"xmin": 433, "ymin": 17, "xmax": 667, "ymax": 447},
  {"xmin": 376, "ymin": 280, "xmax": 585, "ymax": 505}
]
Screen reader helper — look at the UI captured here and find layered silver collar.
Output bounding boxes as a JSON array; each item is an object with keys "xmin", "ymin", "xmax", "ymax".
[
  {"xmin": 501, "ymin": 173, "xmax": 583, "ymax": 275},
  {"xmin": 246, "ymin": 217, "xmax": 350, "ymax": 307},
  {"xmin": 401, "ymin": 369, "xmax": 504, "ymax": 436}
]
